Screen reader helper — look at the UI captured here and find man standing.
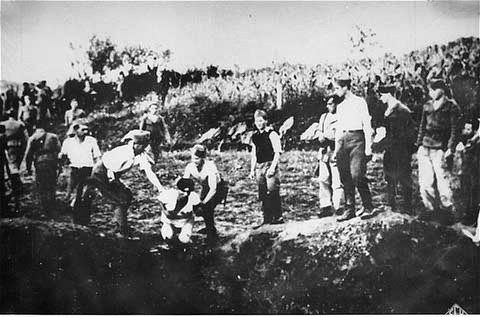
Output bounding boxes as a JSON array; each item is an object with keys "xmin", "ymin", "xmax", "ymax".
[
  {"xmin": 375, "ymin": 86, "xmax": 416, "ymax": 213},
  {"xmin": 0, "ymin": 109, "xmax": 29, "ymax": 213},
  {"xmin": 139, "ymin": 103, "xmax": 170, "ymax": 161},
  {"xmin": 416, "ymin": 78, "xmax": 460, "ymax": 224},
  {"xmin": 74, "ymin": 130, "xmax": 165, "ymax": 236},
  {"xmin": 317, "ymin": 95, "xmax": 344, "ymax": 217},
  {"xmin": 24, "ymin": 123, "xmax": 61, "ymax": 218},
  {"xmin": 59, "ymin": 123, "xmax": 101, "ymax": 207},
  {"xmin": 249, "ymin": 109, "xmax": 284, "ymax": 227},
  {"xmin": 333, "ymin": 74, "xmax": 375, "ymax": 221}
]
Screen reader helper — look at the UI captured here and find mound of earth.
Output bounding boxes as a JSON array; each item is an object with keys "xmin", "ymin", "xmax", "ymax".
[{"xmin": 1, "ymin": 210, "xmax": 479, "ymax": 314}]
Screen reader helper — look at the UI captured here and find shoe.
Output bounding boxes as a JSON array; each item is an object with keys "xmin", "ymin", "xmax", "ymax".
[
  {"xmin": 337, "ymin": 209, "xmax": 355, "ymax": 222},
  {"xmin": 360, "ymin": 208, "xmax": 377, "ymax": 220},
  {"xmin": 270, "ymin": 217, "xmax": 284, "ymax": 225},
  {"xmin": 318, "ymin": 206, "xmax": 333, "ymax": 218}
]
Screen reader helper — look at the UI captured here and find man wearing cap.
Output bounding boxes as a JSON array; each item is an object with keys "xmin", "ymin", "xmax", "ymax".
[
  {"xmin": 24, "ymin": 123, "xmax": 61, "ymax": 217},
  {"xmin": 74, "ymin": 129, "xmax": 165, "ymax": 236},
  {"xmin": 375, "ymin": 85, "xmax": 416, "ymax": 213},
  {"xmin": 59, "ymin": 123, "xmax": 101, "ymax": 207},
  {"xmin": 0, "ymin": 109, "xmax": 29, "ymax": 213},
  {"xmin": 317, "ymin": 95, "xmax": 344, "ymax": 217},
  {"xmin": 333, "ymin": 74, "xmax": 375, "ymax": 221},
  {"xmin": 416, "ymin": 78, "xmax": 460, "ymax": 224}
]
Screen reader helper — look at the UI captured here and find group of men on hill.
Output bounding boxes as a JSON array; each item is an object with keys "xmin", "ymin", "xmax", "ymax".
[{"xmin": 1, "ymin": 68, "xmax": 480, "ymax": 247}]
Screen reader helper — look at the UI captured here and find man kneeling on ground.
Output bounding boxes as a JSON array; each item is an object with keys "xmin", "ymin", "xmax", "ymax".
[{"xmin": 158, "ymin": 178, "xmax": 200, "ymax": 247}]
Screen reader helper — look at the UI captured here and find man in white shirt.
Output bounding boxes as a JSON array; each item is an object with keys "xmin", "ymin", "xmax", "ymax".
[
  {"xmin": 59, "ymin": 123, "xmax": 101, "ymax": 207},
  {"xmin": 73, "ymin": 130, "xmax": 165, "ymax": 236},
  {"xmin": 333, "ymin": 74, "xmax": 375, "ymax": 221}
]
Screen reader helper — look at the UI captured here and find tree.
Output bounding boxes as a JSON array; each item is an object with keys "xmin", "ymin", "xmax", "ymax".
[{"xmin": 86, "ymin": 35, "xmax": 122, "ymax": 75}]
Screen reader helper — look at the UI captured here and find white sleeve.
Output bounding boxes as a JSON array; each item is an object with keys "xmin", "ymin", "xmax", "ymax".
[
  {"xmin": 183, "ymin": 163, "xmax": 194, "ymax": 178},
  {"xmin": 269, "ymin": 131, "xmax": 282, "ymax": 153},
  {"xmin": 136, "ymin": 152, "xmax": 152, "ymax": 171},
  {"xmin": 360, "ymin": 98, "xmax": 373, "ymax": 137},
  {"xmin": 60, "ymin": 139, "xmax": 68, "ymax": 156}
]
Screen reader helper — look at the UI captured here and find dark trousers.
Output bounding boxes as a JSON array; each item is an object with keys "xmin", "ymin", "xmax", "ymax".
[
  {"xmin": 255, "ymin": 162, "xmax": 282, "ymax": 223},
  {"xmin": 383, "ymin": 147, "xmax": 413, "ymax": 208},
  {"xmin": 460, "ymin": 153, "xmax": 480, "ymax": 222},
  {"xmin": 35, "ymin": 160, "xmax": 57, "ymax": 217},
  {"xmin": 336, "ymin": 131, "xmax": 372, "ymax": 211},
  {"xmin": 74, "ymin": 162, "xmax": 132, "ymax": 231},
  {"xmin": 199, "ymin": 179, "xmax": 227, "ymax": 233},
  {"xmin": 67, "ymin": 167, "xmax": 93, "ymax": 203}
]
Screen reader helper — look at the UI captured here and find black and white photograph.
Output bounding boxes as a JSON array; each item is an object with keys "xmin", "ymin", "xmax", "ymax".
[{"xmin": 1, "ymin": 0, "xmax": 479, "ymax": 314}]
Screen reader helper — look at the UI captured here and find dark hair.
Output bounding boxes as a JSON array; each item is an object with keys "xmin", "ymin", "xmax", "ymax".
[{"xmin": 177, "ymin": 178, "xmax": 195, "ymax": 192}]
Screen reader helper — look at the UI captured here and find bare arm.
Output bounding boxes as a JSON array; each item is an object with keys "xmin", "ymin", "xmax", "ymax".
[
  {"xmin": 249, "ymin": 143, "xmax": 257, "ymax": 177},
  {"xmin": 143, "ymin": 165, "xmax": 164, "ymax": 193}
]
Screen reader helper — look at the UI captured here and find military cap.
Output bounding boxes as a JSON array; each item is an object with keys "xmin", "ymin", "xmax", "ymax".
[
  {"xmin": 122, "ymin": 129, "xmax": 151, "ymax": 144},
  {"xmin": 177, "ymin": 178, "xmax": 195, "ymax": 192}
]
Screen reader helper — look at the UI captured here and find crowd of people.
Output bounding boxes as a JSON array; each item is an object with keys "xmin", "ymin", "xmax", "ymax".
[{"xmin": 1, "ymin": 36, "xmax": 480, "ymax": 248}]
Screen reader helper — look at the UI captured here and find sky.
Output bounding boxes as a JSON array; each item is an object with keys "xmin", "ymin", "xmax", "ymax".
[{"xmin": 1, "ymin": 1, "xmax": 479, "ymax": 86}]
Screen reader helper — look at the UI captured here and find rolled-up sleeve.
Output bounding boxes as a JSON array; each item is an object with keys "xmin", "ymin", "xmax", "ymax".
[{"xmin": 269, "ymin": 131, "xmax": 282, "ymax": 153}]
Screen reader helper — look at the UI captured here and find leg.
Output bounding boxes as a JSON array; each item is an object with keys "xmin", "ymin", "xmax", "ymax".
[
  {"xmin": 318, "ymin": 160, "xmax": 333, "ymax": 209},
  {"xmin": 255, "ymin": 164, "xmax": 271, "ymax": 223},
  {"xmin": 430, "ymin": 149, "xmax": 453, "ymax": 210},
  {"xmin": 417, "ymin": 146, "xmax": 437, "ymax": 212},
  {"xmin": 349, "ymin": 138, "xmax": 373, "ymax": 211},
  {"xmin": 178, "ymin": 219, "xmax": 194, "ymax": 244},
  {"xmin": 265, "ymin": 167, "xmax": 282, "ymax": 222},
  {"xmin": 67, "ymin": 167, "xmax": 79, "ymax": 204},
  {"xmin": 329, "ymin": 160, "xmax": 344, "ymax": 211},
  {"xmin": 161, "ymin": 222, "xmax": 174, "ymax": 241},
  {"xmin": 336, "ymin": 139, "xmax": 355, "ymax": 213}
]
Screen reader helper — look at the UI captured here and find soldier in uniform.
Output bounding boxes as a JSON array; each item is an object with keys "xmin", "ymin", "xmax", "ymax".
[
  {"xmin": 374, "ymin": 85, "xmax": 416, "ymax": 213},
  {"xmin": 24, "ymin": 123, "xmax": 61, "ymax": 217},
  {"xmin": 317, "ymin": 95, "xmax": 344, "ymax": 217},
  {"xmin": 74, "ymin": 130, "xmax": 165, "ymax": 236},
  {"xmin": 0, "ymin": 109, "xmax": 29, "ymax": 213}
]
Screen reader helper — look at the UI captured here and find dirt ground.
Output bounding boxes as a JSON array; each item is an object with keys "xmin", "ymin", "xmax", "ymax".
[{"xmin": 1, "ymin": 100, "xmax": 479, "ymax": 314}]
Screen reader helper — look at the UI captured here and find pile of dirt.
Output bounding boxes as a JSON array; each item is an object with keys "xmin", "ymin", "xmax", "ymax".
[{"xmin": 1, "ymin": 211, "xmax": 478, "ymax": 314}]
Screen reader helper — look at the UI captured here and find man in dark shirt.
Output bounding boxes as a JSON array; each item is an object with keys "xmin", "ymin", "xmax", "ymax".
[
  {"xmin": 374, "ymin": 86, "xmax": 416, "ymax": 213},
  {"xmin": 24, "ymin": 123, "xmax": 61, "ymax": 218},
  {"xmin": 249, "ymin": 109, "xmax": 283, "ymax": 227},
  {"xmin": 416, "ymin": 78, "xmax": 460, "ymax": 224}
]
